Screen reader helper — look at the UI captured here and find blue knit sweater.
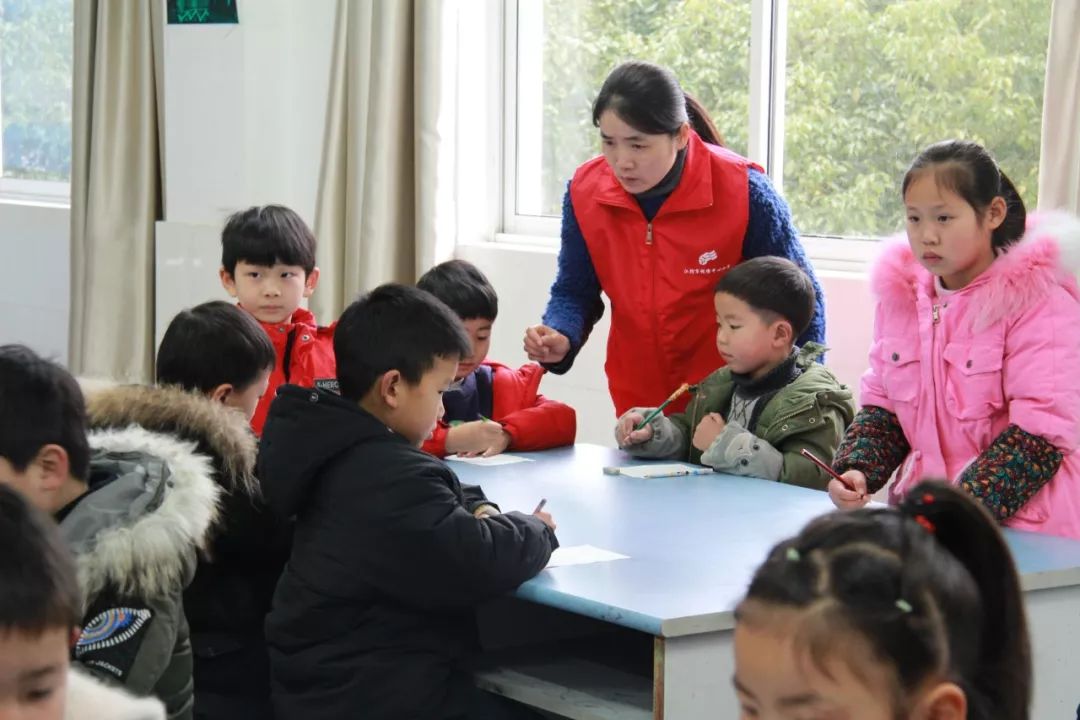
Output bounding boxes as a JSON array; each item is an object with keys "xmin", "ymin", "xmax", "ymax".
[{"xmin": 541, "ymin": 168, "xmax": 827, "ymax": 373}]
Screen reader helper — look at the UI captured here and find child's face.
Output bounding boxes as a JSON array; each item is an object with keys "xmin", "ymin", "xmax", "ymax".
[
  {"xmin": 222, "ymin": 368, "xmax": 272, "ymax": 421},
  {"xmin": 598, "ymin": 109, "xmax": 688, "ymax": 195},
  {"xmin": 714, "ymin": 292, "xmax": 789, "ymax": 379},
  {"xmin": 391, "ymin": 356, "xmax": 460, "ymax": 446},
  {"xmin": 221, "ymin": 261, "xmax": 318, "ymax": 325},
  {"xmin": 733, "ymin": 612, "xmax": 895, "ymax": 720},
  {"xmin": 456, "ymin": 318, "xmax": 493, "ymax": 380},
  {"xmin": 0, "ymin": 627, "xmax": 71, "ymax": 719},
  {"xmin": 904, "ymin": 172, "xmax": 1004, "ymax": 290}
]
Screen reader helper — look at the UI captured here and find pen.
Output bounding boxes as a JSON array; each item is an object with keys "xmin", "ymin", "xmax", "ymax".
[
  {"xmin": 634, "ymin": 382, "xmax": 698, "ymax": 431},
  {"xmin": 533, "ymin": 498, "xmax": 547, "ymax": 513},
  {"xmin": 800, "ymin": 449, "xmax": 862, "ymax": 495}
]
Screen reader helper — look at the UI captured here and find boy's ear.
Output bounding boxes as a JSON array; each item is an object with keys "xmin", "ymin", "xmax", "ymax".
[
  {"xmin": 34, "ymin": 444, "xmax": 71, "ymax": 492},
  {"xmin": 208, "ymin": 383, "xmax": 234, "ymax": 405},
  {"xmin": 70, "ymin": 626, "xmax": 82, "ymax": 649},
  {"xmin": 772, "ymin": 319, "xmax": 794, "ymax": 347},
  {"xmin": 913, "ymin": 681, "xmax": 966, "ymax": 720},
  {"xmin": 303, "ymin": 267, "xmax": 321, "ymax": 298},
  {"xmin": 378, "ymin": 369, "xmax": 403, "ymax": 409},
  {"xmin": 220, "ymin": 267, "xmax": 238, "ymax": 298}
]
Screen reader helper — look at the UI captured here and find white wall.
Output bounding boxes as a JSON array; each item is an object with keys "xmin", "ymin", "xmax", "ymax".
[
  {"xmin": 0, "ymin": 201, "xmax": 70, "ymax": 361},
  {"xmin": 155, "ymin": 0, "xmax": 337, "ymax": 345}
]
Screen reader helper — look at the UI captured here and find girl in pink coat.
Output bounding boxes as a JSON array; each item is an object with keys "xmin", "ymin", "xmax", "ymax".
[{"xmin": 830, "ymin": 139, "xmax": 1080, "ymax": 539}]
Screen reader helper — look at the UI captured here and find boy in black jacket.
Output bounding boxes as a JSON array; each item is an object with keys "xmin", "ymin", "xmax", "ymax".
[{"xmin": 259, "ymin": 283, "xmax": 557, "ymax": 720}]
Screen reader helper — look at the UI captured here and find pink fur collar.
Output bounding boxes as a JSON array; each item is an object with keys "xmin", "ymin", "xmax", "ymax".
[{"xmin": 870, "ymin": 211, "xmax": 1080, "ymax": 332}]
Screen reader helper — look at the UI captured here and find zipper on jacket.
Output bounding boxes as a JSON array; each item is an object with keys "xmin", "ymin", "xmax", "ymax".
[
  {"xmin": 645, "ymin": 222, "xmax": 653, "ymax": 245},
  {"xmin": 932, "ymin": 304, "xmax": 941, "ymax": 324},
  {"xmin": 687, "ymin": 385, "xmax": 703, "ymax": 463}
]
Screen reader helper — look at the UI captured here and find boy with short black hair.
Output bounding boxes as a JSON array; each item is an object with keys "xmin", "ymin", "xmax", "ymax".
[
  {"xmin": 0, "ymin": 344, "xmax": 219, "ymax": 719},
  {"xmin": 617, "ymin": 256, "xmax": 856, "ymax": 488},
  {"xmin": 417, "ymin": 260, "xmax": 576, "ymax": 457},
  {"xmin": 0, "ymin": 483, "xmax": 166, "ymax": 719},
  {"xmin": 156, "ymin": 300, "xmax": 275, "ymax": 421},
  {"xmin": 218, "ymin": 204, "xmax": 336, "ymax": 434},
  {"xmin": 259, "ymin": 283, "xmax": 557, "ymax": 719},
  {"xmin": 85, "ymin": 301, "xmax": 288, "ymax": 719}
]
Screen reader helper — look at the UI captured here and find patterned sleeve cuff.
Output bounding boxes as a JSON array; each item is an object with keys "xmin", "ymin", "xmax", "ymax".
[
  {"xmin": 959, "ymin": 424, "xmax": 1062, "ymax": 521},
  {"xmin": 832, "ymin": 406, "xmax": 910, "ymax": 492}
]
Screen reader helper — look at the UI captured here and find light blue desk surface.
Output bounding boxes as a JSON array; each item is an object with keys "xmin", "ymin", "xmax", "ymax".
[{"xmin": 453, "ymin": 444, "xmax": 1080, "ymax": 638}]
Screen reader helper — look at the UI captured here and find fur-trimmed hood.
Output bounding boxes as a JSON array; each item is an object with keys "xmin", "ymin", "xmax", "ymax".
[
  {"xmin": 871, "ymin": 211, "xmax": 1080, "ymax": 332},
  {"xmin": 65, "ymin": 668, "xmax": 165, "ymax": 720},
  {"xmin": 81, "ymin": 381, "xmax": 258, "ymax": 497},
  {"xmin": 62, "ymin": 425, "xmax": 220, "ymax": 604}
]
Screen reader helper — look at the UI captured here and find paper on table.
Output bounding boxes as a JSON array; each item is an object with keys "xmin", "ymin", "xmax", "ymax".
[
  {"xmin": 546, "ymin": 545, "xmax": 630, "ymax": 568},
  {"xmin": 445, "ymin": 454, "xmax": 534, "ymax": 466},
  {"xmin": 615, "ymin": 463, "xmax": 713, "ymax": 479}
]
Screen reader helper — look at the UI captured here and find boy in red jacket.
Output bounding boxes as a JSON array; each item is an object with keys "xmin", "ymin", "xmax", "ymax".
[
  {"xmin": 219, "ymin": 205, "xmax": 336, "ymax": 435},
  {"xmin": 418, "ymin": 260, "xmax": 576, "ymax": 457}
]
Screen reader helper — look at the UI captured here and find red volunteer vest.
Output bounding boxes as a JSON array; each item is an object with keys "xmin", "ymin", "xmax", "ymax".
[{"xmin": 570, "ymin": 131, "xmax": 758, "ymax": 416}]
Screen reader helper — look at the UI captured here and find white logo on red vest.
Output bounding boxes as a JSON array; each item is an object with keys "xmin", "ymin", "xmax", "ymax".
[{"xmin": 698, "ymin": 249, "xmax": 719, "ymax": 266}]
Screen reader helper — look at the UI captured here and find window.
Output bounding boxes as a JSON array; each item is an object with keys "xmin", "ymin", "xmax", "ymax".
[
  {"xmin": 506, "ymin": 0, "xmax": 1050, "ymax": 245},
  {"xmin": 0, "ymin": 0, "xmax": 73, "ymax": 200}
]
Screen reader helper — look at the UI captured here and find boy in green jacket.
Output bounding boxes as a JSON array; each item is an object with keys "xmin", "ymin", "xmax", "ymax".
[{"xmin": 617, "ymin": 257, "xmax": 855, "ymax": 489}]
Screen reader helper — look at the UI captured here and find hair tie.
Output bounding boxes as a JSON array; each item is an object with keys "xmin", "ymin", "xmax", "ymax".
[
  {"xmin": 895, "ymin": 599, "xmax": 913, "ymax": 614},
  {"xmin": 785, "ymin": 547, "xmax": 801, "ymax": 562},
  {"xmin": 914, "ymin": 515, "xmax": 936, "ymax": 534},
  {"xmin": 902, "ymin": 491, "xmax": 937, "ymax": 534}
]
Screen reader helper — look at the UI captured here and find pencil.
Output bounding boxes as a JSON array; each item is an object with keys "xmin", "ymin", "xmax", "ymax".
[
  {"xmin": 634, "ymin": 382, "xmax": 696, "ymax": 431},
  {"xmin": 533, "ymin": 498, "xmax": 547, "ymax": 513},
  {"xmin": 799, "ymin": 449, "xmax": 861, "ymax": 495}
]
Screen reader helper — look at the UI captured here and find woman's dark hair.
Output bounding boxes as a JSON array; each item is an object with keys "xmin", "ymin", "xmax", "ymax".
[
  {"xmin": 592, "ymin": 61, "xmax": 724, "ymax": 146},
  {"xmin": 902, "ymin": 140, "xmax": 1026, "ymax": 251},
  {"xmin": 737, "ymin": 481, "xmax": 1030, "ymax": 720}
]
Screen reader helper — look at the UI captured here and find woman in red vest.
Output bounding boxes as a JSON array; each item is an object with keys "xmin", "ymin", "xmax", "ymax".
[{"xmin": 523, "ymin": 61, "xmax": 825, "ymax": 416}]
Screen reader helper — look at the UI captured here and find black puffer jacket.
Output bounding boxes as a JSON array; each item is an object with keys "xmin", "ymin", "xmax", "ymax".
[{"xmin": 259, "ymin": 386, "xmax": 556, "ymax": 720}]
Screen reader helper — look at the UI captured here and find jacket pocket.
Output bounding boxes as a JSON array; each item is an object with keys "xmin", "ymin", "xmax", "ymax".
[
  {"xmin": 942, "ymin": 341, "xmax": 1005, "ymax": 419},
  {"xmin": 878, "ymin": 337, "xmax": 921, "ymax": 403}
]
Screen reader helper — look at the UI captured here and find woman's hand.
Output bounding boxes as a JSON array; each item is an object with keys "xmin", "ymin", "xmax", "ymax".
[{"xmin": 524, "ymin": 325, "xmax": 571, "ymax": 363}]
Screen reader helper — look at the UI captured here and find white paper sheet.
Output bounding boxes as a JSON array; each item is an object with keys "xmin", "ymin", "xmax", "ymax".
[
  {"xmin": 614, "ymin": 463, "xmax": 713, "ymax": 479},
  {"xmin": 445, "ymin": 453, "xmax": 534, "ymax": 466},
  {"xmin": 546, "ymin": 545, "xmax": 630, "ymax": 568}
]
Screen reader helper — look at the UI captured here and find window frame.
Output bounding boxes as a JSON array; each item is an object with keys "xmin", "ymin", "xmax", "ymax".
[
  {"xmin": 0, "ymin": 0, "xmax": 74, "ymax": 206},
  {"xmin": 487, "ymin": 0, "xmax": 990, "ymax": 273}
]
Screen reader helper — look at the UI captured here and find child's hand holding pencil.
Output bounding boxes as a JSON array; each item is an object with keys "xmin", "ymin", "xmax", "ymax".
[
  {"xmin": 616, "ymin": 409, "xmax": 656, "ymax": 447},
  {"xmin": 799, "ymin": 448, "xmax": 871, "ymax": 510}
]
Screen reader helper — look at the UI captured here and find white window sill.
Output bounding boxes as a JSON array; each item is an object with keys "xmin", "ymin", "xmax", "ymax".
[{"xmin": 481, "ymin": 231, "xmax": 882, "ymax": 277}]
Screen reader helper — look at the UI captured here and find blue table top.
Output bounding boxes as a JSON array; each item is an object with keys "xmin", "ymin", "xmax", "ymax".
[{"xmin": 451, "ymin": 444, "xmax": 1080, "ymax": 638}]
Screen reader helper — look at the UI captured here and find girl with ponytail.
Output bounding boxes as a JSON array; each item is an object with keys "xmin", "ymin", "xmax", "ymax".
[
  {"xmin": 735, "ymin": 480, "xmax": 1031, "ymax": 720},
  {"xmin": 828, "ymin": 139, "xmax": 1080, "ymax": 539},
  {"xmin": 523, "ymin": 61, "xmax": 825, "ymax": 418}
]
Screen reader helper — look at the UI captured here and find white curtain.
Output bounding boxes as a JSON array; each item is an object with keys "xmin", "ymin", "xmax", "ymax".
[
  {"xmin": 69, "ymin": 0, "xmax": 164, "ymax": 380},
  {"xmin": 1037, "ymin": 0, "xmax": 1080, "ymax": 213},
  {"xmin": 312, "ymin": 0, "xmax": 457, "ymax": 321}
]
